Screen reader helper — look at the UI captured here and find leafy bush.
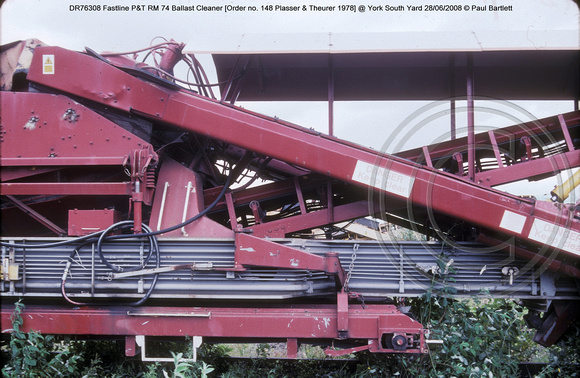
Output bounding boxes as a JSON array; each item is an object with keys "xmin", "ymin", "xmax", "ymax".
[
  {"xmin": 535, "ymin": 321, "xmax": 580, "ymax": 377},
  {"xmin": 402, "ymin": 296, "xmax": 525, "ymax": 376},
  {"xmin": 395, "ymin": 258, "xmax": 537, "ymax": 377},
  {"xmin": 2, "ymin": 300, "xmax": 82, "ymax": 377}
]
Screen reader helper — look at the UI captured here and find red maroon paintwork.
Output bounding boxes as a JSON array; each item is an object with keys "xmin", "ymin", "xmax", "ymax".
[
  {"xmin": 0, "ymin": 302, "xmax": 426, "ymax": 355},
  {"xmin": 25, "ymin": 46, "xmax": 579, "ymax": 258},
  {"xmin": 1, "ymin": 42, "xmax": 578, "ymax": 355}
]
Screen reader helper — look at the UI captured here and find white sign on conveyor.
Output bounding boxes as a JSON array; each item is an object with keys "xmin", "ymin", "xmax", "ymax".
[
  {"xmin": 352, "ymin": 160, "xmax": 415, "ymax": 199},
  {"xmin": 528, "ymin": 218, "xmax": 580, "ymax": 256}
]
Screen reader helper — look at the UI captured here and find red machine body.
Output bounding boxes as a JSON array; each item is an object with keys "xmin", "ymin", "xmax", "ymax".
[{"xmin": 1, "ymin": 39, "xmax": 578, "ymax": 357}]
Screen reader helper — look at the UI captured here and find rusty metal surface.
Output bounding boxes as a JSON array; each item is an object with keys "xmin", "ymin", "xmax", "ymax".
[{"xmin": 0, "ymin": 39, "xmax": 46, "ymax": 91}]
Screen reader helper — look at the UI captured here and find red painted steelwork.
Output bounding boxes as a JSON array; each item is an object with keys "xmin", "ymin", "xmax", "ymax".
[
  {"xmin": 235, "ymin": 233, "xmax": 346, "ymax": 285},
  {"xmin": 0, "ymin": 92, "xmax": 151, "ymax": 165},
  {"xmin": 2, "ymin": 41, "xmax": 578, "ymax": 354},
  {"xmin": 25, "ymin": 46, "xmax": 579, "ymax": 258},
  {"xmin": 149, "ymin": 158, "xmax": 233, "ymax": 237},
  {"xmin": 5, "ymin": 195, "xmax": 66, "ymax": 236},
  {"xmin": 1, "ymin": 167, "xmax": 60, "ymax": 182},
  {"xmin": 247, "ymin": 200, "xmax": 371, "ymax": 238},
  {"xmin": 474, "ymin": 150, "xmax": 580, "ymax": 187},
  {"xmin": 1, "ymin": 89, "xmax": 159, "ymax": 234},
  {"xmin": 396, "ymin": 111, "xmax": 580, "ymax": 186},
  {"xmin": 68, "ymin": 209, "xmax": 122, "ymax": 236},
  {"xmin": 158, "ymin": 40, "xmax": 185, "ymax": 75},
  {"xmin": 0, "ymin": 182, "xmax": 132, "ymax": 196},
  {"xmin": 0, "ymin": 304, "xmax": 425, "ymax": 354},
  {"xmin": 533, "ymin": 301, "xmax": 580, "ymax": 347},
  {"xmin": 205, "ymin": 174, "xmax": 330, "ymax": 212}
]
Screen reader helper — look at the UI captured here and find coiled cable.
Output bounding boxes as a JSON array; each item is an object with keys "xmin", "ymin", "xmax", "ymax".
[{"xmin": 61, "ymin": 224, "xmax": 159, "ymax": 306}]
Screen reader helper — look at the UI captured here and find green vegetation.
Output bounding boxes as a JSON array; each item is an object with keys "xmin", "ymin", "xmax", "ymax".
[{"xmin": 3, "ymin": 270, "xmax": 579, "ymax": 377}]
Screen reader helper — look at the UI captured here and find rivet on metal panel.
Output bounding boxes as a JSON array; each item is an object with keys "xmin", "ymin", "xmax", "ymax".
[{"xmin": 24, "ymin": 116, "xmax": 39, "ymax": 130}]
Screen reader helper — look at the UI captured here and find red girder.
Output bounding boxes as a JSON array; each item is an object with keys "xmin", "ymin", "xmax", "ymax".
[
  {"xmin": 234, "ymin": 233, "xmax": 346, "ymax": 285},
  {"xmin": 246, "ymin": 200, "xmax": 371, "ymax": 238},
  {"xmin": 0, "ymin": 303, "xmax": 426, "ymax": 355},
  {"xmin": 1, "ymin": 182, "xmax": 132, "ymax": 196}
]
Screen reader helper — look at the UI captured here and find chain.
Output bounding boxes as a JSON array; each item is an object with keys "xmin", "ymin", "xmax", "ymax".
[
  {"xmin": 344, "ymin": 243, "xmax": 359, "ymax": 291},
  {"xmin": 359, "ymin": 294, "xmax": 366, "ymax": 309}
]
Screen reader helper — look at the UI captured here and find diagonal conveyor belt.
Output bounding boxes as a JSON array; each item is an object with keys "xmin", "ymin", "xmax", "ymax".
[{"xmin": 25, "ymin": 46, "xmax": 580, "ymax": 260}]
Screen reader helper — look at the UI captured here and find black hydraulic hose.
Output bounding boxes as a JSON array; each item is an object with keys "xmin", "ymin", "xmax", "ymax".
[
  {"xmin": 96, "ymin": 221, "xmax": 156, "ymax": 272},
  {"xmin": 61, "ymin": 224, "xmax": 160, "ymax": 306}
]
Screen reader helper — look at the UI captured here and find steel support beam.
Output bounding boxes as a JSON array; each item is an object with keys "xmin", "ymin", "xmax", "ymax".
[
  {"xmin": 1, "ymin": 182, "xmax": 132, "ymax": 196},
  {"xmin": 475, "ymin": 149, "xmax": 580, "ymax": 187},
  {"xmin": 4, "ymin": 195, "xmax": 66, "ymax": 236},
  {"xmin": 467, "ymin": 53, "xmax": 475, "ymax": 182},
  {"xmin": 234, "ymin": 233, "xmax": 346, "ymax": 285},
  {"xmin": 0, "ymin": 304, "xmax": 426, "ymax": 354},
  {"xmin": 328, "ymin": 54, "xmax": 334, "ymax": 136}
]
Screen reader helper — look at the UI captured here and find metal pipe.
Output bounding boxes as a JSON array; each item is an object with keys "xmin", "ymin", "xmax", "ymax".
[
  {"xmin": 181, "ymin": 181, "xmax": 192, "ymax": 236},
  {"xmin": 91, "ymin": 243, "xmax": 95, "ymax": 296},
  {"xmin": 449, "ymin": 53, "xmax": 456, "ymax": 140},
  {"xmin": 466, "ymin": 53, "xmax": 475, "ymax": 181},
  {"xmin": 133, "ymin": 180, "xmax": 143, "ymax": 234},
  {"xmin": 22, "ymin": 244, "xmax": 26, "ymax": 294},
  {"xmin": 551, "ymin": 169, "xmax": 580, "ymax": 202},
  {"xmin": 157, "ymin": 182, "xmax": 170, "ymax": 231},
  {"xmin": 328, "ymin": 54, "xmax": 334, "ymax": 136},
  {"xmin": 1, "ymin": 246, "xmax": 5, "ymax": 292}
]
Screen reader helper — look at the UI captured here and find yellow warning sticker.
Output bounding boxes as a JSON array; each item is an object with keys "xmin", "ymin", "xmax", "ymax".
[{"xmin": 43, "ymin": 54, "xmax": 54, "ymax": 74}]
